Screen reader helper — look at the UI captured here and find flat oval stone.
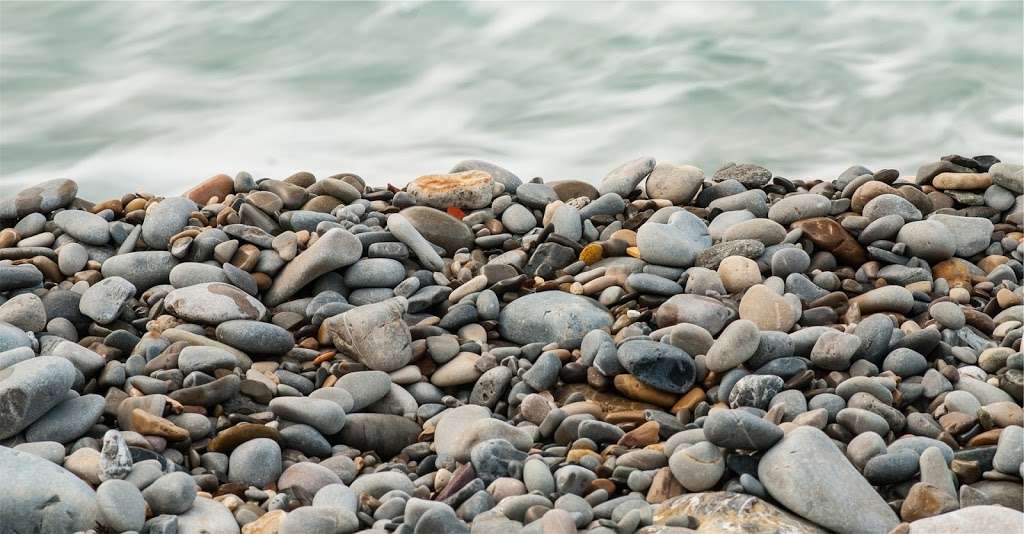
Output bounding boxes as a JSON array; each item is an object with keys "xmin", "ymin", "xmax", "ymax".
[
  {"xmin": 25, "ymin": 393, "xmax": 104, "ymax": 443},
  {"xmin": 336, "ymin": 413, "xmax": 421, "ymax": 459},
  {"xmin": 408, "ymin": 170, "xmax": 493, "ymax": 210},
  {"xmin": 101, "ymin": 251, "xmax": 178, "ymax": 291},
  {"xmin": 499, "ymin": 292, "xmax": 612, "ymax": 349},
  {"xmin": 215, "ymin": 320, "xmax": 293, "ymax": 355},
  {"xmin": 768, "ymin": 194, "xmax": 831, "ymax": 225},
  {"xmin": 344, "ymin": 258, "xmax": 406, "ymax": 288},
  {"xmin": 654, "ymin": 294, "xmax": 737, "ymax": 335},
  {"xmin": 616, "ymin": 339, "xmax": 695, "ymax": 394},
  {"xmin": 164, "ymin": 282, "xmax": 266, "ymax": 323},
  {"xmin": 54, "ymin": 209, "xmax": 109, "ymax": 245},
  {"xmin": 653, "ymin": 491, "xmax": 827, "ymax": 533}
]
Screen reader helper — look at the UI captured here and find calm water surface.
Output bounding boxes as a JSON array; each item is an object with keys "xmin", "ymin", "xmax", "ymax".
[{"xmin": 2, "ymin": 1, "xmax": 1022, "ymax": 199}]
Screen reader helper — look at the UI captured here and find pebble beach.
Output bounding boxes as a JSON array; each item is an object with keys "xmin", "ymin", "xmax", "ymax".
[{"xmin": 0, "ymin": 155, "xmax": 1022, "ymax": 534}]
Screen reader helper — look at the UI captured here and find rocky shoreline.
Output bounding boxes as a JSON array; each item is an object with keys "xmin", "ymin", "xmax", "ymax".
[{"xmin": 0, "ymin": 155, "xmax": 1022, "ymax": 534}]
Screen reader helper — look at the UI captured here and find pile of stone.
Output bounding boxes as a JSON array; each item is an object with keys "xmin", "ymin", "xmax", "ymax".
[{"xmin": 0, "ymin": 155, "xmax": 1021, "ymax": 534}]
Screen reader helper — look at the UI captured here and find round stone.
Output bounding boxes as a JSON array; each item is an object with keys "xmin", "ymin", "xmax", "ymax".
[
  {"xmin": 645, "ymin": 163, "xmax": 704, "ymax": 204},
  {"xmin": 669, "ymin": 441, "xmax": 725, "ymax": 491},
  {"xmin": 929, "ymin": 301, "xmax": 966, "ymax": 330},
  {"xmin": 897, "ymin": 220, "xmax": 956, "ymax": 262},
  {"xmin": 142, "ymin": 471, "xmax": 198, "ymax": 515},
  {"xmin": 97, "ymin": 480, "xmax": 146, "ymax": 533},
  {"xmin": 229, "ymin": 438, "xmax": 282, "ymax": 488}
]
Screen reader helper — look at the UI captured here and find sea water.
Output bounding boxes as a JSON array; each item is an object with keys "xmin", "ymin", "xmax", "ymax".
[{"xmin": 2, "ymin": 1, "xmax": 1021, "ymax": 198}]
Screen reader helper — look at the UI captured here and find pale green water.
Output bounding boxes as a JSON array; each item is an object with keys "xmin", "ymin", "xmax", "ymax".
[{"xmin": 2, "ymin": 1, "xmax": 1022, "ymax": 199}]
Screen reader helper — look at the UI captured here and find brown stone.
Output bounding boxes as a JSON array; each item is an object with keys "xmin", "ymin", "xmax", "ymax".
[
  {"xmin": 932, "ymin": 172, "xmax": 992, "ymax": 190},
  {"xmin": 932, "ymin": 258, "xmax": 978, "ymax": 289},
  {"xmin": 618, "ymin": 421, "xmax": 661, "ymax": 448},
  {"xmin": 979, "ymin": 255, "xmax": 1011, "ymax": 273},
  {"xmin": 646, "ymin": 467, "xmax": 683, "ymax": 504},
  {"xmin": 208, "ymin": 423, "xmax": 281, "ymax": 454},
  {"xmin": 851, "ymin": 181, "xmax": 898, "ymax": 212},
  {"xmin": 0, "ymin": 228, "xmax": 18, "ymax": 248},
  {"xmin": 900, "ymin": 482, "xmax": 958, "ymax": 522},
  {"xmin": 613, "ymin": 375, "xmax": 678, "ymax": 408},
  {"xmin": 407, "ymin": 170, "xmax": 493, "ymax": 210},
  {"xmin": 967, "ymin": 428, "xmax": 1002, "ymax": 447},
  {"xmin": 792, "ymin": 217, "xmax": 867, "ymax": 266},
  {"xmin": 231, "ymin": 244, "xmax": 261, "ymax": 271},
  {"xmin": 671, "ymin": 388, "xmax": 706, "ymax": 414},
  {"xmin": 566, "ymin": 449, "xmax": 602, "ymax": 464},
  {"xmin": 241, "ymin": 508, "xmax": 285, "ymax": 534},
  {"xmin": 554, "ymin": 384, "xmax": 659, "ymax": 413},
  {"xmin": 131, "ymin": 408, "xmax": 189, "ymax": 440},
  {"xmin": 579, "ymin": 243, "xmax": 603, "ymax": 265},
  {"xmin": 939, "ymin": 412, "xmax": 976, "ymax": 434},
  {"xmin": 185, "ymin": 174, "xmax": 233, "ymax": 205},
  {"xmin": 590, "ymin": 478, "xmax": 616, "ymax": 494},
  {"xmin": 605, "ymin": 410, "xmax": 648, "ymax": 425},
  {"xmin": 610, "ymin": 229, "xmax": 637, "ymax": 247}
]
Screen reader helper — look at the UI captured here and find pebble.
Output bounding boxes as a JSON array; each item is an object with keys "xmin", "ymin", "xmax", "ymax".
[
  {"xmin": 0, "ymin": 154, "xmax": 1019, "ymax": 534},
  {"xmin": 636, "ymin": 210, "xmax": 711, "ymax": 267},
  {"xmin": 408, "ymin": 170, "xmax": 494, "ymax": 210},
  {"xmin": 54, "ymin": 209, "xmax": 110, "ymax": 245},
  {"xmin": 142, "ymin": 196, "xmax": 197, "ymax": 250},
  {"xmin": 263, "ymin": 228, "xmax": 362, "ymax": 305},
  {"xmin": 324, "ymin": 297, "xmax": 412, "ymax": 371},
  {"xmin": 599, "ymin": 156, "xmax": 655, "ymax": 197},
  {"xmin": 97, "ymin": 479, "xmax": 147, "ymax": 533},
  {"xmin": 645, "ymin": 163, "xmax": 704, "ymax": 204},
  {"xmin": 143, "ymin": 472, "xmax": 198, "ymax": 515},
  {"xmin": 229, "ymin": 438, "xmax": 282, "ymax": 488},
  {"xmin": 617, "ymin": 339, "xmax": 696, "ymax": 393},
  {"xmin": 703, "ymin": 409, "xmax": 783, "ymax": 450},
  {"xmin": 499, "ymin": 291, "xmax": 612, "ymax": 348}
]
